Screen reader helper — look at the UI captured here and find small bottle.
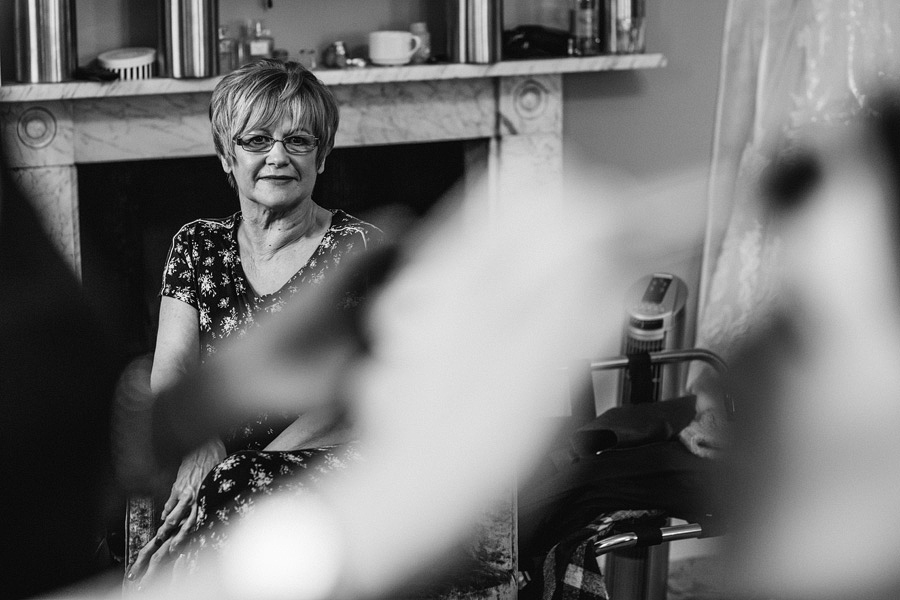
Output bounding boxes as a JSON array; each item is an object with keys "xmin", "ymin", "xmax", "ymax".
[
  {"xmin": 246, "ymin": 20, "xmax": 274, "ymax": 62},
  {"xmin": 569, "ymin": 0, "xmax": 599, "ymax": 56},
  {"xmin": 236, "ymin": 19, "xmax": 254, "ymax": 65},
  {"xmin": 322, "ymin": 41, "xmax": 348, "ymax": 69},
  {"xmin": 410, "ymin": 22, "xmax": 431, "ymax": 65},
  {"xmin": 217, "ymin": 25, "xmax": 238, "ymax": 74}
]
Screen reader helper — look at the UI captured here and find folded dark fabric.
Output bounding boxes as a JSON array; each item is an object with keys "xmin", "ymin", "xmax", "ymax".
[
  {"xmin": 540, "ymin": 509, "xmax": 665, "ymax": 600},
  {"xmin": 570, "ymin": 395, "xmax": 697, "ymax": 457}
]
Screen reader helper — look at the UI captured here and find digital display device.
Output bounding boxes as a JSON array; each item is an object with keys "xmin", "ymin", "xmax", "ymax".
[{"xmin": 641, "ymin": 274, "xmax": 673, "ymax": 304}]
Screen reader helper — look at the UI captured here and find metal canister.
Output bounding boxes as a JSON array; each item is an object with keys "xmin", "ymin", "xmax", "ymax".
[
  {"xmin": 447, "ymin": 0, "xmax": 468, "ymax": 63},
  {"xmin": 160, "ymin": 0, "xmax": 219, "ymax": 78},
  {"xmin": 603, "ymin": 0, "xmax": 646, "ymax": 54},
  {"xmin": 467, "ymin": 0, "xmax": 503, "ymax": 64},
  {"xmin": 14, "ymin": 0, "xmax": 77, "ymax": 83}
]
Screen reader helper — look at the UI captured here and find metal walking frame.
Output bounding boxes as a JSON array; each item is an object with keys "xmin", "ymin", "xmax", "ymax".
[{"xmin": 569, "ymin": 348, "xmax": 729, "ymax": 600}]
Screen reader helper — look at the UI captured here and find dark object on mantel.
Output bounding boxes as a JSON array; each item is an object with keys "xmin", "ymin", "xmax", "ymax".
[
  {"xmin": 74, "ymin": 62, "xmax": 120, "ymax": 82},
  {"xmin": 503, "ymin": 25, "xmax": 571, "ymax": 59}
]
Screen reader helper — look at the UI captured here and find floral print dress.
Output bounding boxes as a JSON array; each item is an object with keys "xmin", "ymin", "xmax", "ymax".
[{"xmin": 160, "ymin": 208, "xmax": 381, "ymax": 557}]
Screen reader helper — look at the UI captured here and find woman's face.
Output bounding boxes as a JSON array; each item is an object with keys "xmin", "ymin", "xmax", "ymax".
[{"xmin": 222, "ymin": 115, "xmax": 324, "ymax": 213}]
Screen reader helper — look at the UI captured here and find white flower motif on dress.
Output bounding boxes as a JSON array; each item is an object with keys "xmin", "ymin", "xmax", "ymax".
[
  {"xmin": 199, "ymin": 307, "xmax": 211, "ymax": 329},
  {"xmin": 218, "ymin": 298, "xmax": 228, "ymax": 309},
  {"xmin": 198, "ymin": 273, "xmax": 214, "ymax": 296},
  {"xmin": 250, "ymin": 466, "xmax": 274, "ymax": 490},
  {"xmin": 221, "ymin": 307, "xmax": 238, "ymax": 334},
  {"xmin": 219, "ymin": 247, "xmax": 237, "ymax": 265},
  {"xmin": 323, "ymin": 453, "xmax": 347, "ymax": 470},
  {"xmin": 235, "ymin": 497, "xmax": 255, "ymax": 517},
  {"xmin": 216, "ymin": 455, "xmax": 240, "ymax": 473},
  {"xmin": 219, "ymin": 478, "xmax": 234, "ymax": 493}
]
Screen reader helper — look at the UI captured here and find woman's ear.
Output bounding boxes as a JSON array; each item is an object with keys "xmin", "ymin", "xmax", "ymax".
[
  {"xmin": 317, "ymin": 156, "xmax": 327, "ymax": 175},
  {"xmin": 220, "ymin": 155, "xmax": 233, "ymax": 174}
]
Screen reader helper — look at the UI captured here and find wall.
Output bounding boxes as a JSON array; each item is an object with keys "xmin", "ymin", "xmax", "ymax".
[{"xmin": 565, "ymin": 1, "xmax": 726, "ymax": 362}]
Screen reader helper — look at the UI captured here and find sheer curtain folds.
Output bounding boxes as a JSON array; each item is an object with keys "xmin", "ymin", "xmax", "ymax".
[{"xmin": 695, "ymin": 0, "xmax": 900, "ymax": 376}]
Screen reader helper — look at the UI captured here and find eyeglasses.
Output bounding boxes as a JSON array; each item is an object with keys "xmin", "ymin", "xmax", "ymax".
[{"xmin": 233, "ymin": 134, "xmax": 319, "ymax": 155}]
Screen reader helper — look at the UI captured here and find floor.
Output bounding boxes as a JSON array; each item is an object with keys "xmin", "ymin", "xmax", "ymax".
[{"xmin": 667, "ymin": 556, "xmax": 779, "ymax": 600}]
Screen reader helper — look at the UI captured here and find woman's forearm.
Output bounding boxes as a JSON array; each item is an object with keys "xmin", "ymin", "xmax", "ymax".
[
  {"xmin": 264, "ymin": 406, "xmax": 351, "ymax": 451},
  {"xmin": 151, "ymin": 297, "xmax": 200, "ymax": 394}
]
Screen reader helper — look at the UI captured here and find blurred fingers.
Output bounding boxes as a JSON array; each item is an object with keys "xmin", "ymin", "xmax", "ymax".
[
  {"xmin": 158, "ymin": 492, "xmax": 193, "ymax": 541},
  {"xmin": 140, "ymin": 537, "xmax": 174, "ymax": 589},
  {"xmin": 169, "ymin": 500, "xmax": 199, "ymax": 553},
  {"xmin": 126, "ymin": 533, "xmax": 166, "ymax": 583}
]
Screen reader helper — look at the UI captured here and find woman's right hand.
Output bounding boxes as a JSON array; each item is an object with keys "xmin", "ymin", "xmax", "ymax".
[
  {"xmin": 160, "ymin": 437, "xmax": 226, "ymax": 542},
  {"xmin": 126, "ymin": 438, "xmax": 226, "ymax": 586}
]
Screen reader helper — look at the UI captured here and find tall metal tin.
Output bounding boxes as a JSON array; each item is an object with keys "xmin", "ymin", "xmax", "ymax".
[
  {"xmin": 160, "ymin": 0, "xmax": 219, "ymax": 78},
  {"xmin": 14, "ymin": 0, "xmax": 77, "ymax": 83},
  {"xmin": 603, "ymin": 0, "xmax": 646, "ymax": 54},
  {"xmin": 467, "ymin": 0, "xmax": 503, "ymax": 64},
  {"xmin": 448, "ymin": 0, "xmax": 469, "ymax": 63}
]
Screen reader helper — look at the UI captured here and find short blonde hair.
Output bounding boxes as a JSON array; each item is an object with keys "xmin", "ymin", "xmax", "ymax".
[{"xmin": 210, "ymin": 59, "xmax": 339, "ymax": 186}]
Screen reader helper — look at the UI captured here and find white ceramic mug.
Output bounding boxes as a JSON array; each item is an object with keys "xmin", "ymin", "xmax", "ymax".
[{"xmin": 368, "ymin": 30, "xmax": 423, "ymax": 66}]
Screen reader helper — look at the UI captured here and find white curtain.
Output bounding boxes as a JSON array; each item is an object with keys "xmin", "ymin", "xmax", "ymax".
[{"xmin": 695, "ymin": 0, "xmax": 900, "ymax": 367}]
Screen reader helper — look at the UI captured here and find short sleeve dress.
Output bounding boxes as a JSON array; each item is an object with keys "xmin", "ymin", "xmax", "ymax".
[
  {"xmin": 161, "ymin": 208, "xmax": 382, "ymax": 450},
  {"xmin": 160, "ymin": 207, "xmax": 382, "ymax": 555}
]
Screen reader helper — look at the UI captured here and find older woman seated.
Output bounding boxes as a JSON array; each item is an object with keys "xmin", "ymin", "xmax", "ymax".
[{"xmin": 126, "ymin": 59, "xmax": 382, "ymax": 585}]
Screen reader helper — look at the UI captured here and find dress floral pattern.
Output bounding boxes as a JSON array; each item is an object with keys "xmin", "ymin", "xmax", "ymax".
[
  {"xmin": 162, "ymin": 208, "xmax": 382, "ymax": 452},
  {"xmin": 190, "ymin": 444, "xmax": 364, "ymax": 556},
  {"xmin": 160, "ymin": 207, "xmax": 380, "ymax": 562}
]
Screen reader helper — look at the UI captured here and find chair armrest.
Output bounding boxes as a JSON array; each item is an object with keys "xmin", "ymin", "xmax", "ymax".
[
  {"xmin": 589, "ymin": 349, "xmax": 733, "ymax": 418},
  {"xmin": 593, "ymin": 522, "xmax": 710, "ymax": 557},
  {"xmin": 589, "ymin": 348, "xmax": 726, "ymax": 375}
]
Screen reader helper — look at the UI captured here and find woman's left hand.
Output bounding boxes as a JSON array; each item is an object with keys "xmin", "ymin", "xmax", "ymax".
[{"xmin": 125, "ymin": 438, "xmax": 224, "ymax": 587}]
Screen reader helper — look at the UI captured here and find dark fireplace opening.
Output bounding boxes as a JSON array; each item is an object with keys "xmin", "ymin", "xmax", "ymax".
[{"xmin": 78, "ymin": 140, "xmax": 469, "ymax": 359}]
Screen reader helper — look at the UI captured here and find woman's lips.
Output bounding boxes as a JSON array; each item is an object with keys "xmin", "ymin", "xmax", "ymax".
[{"xmin": 259, "ymin": 175, "xmax": 296, "ymax": 183}]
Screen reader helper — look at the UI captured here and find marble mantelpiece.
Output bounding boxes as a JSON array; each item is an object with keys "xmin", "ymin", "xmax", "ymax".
[
  {"xmin": 0, "ymin": 56, "xmax": 665, "ymax": 269},
  {"xmin": 0, "ymin": 55, "xmax": 665, "ymax": 102}
]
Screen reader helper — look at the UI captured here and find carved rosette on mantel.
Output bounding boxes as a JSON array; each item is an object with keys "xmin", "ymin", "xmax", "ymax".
[{"xmin": 0, "ymin": 54, "xmax": 665, "ymax": 600}]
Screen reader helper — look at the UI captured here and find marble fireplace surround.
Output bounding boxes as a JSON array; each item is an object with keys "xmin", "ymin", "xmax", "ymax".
[
  {"xmin": 0, "ymin": 55, "xmax": 663, "ymax": 598},
  {"xmin": 0, "ymin": 55, "xmax": 664, "ymax": 271}
]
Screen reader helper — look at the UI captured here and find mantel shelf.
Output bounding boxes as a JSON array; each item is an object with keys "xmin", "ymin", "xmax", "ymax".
[{"xmin": 0, "ymin": 54, "xmax": 666, "ymax": 103}]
